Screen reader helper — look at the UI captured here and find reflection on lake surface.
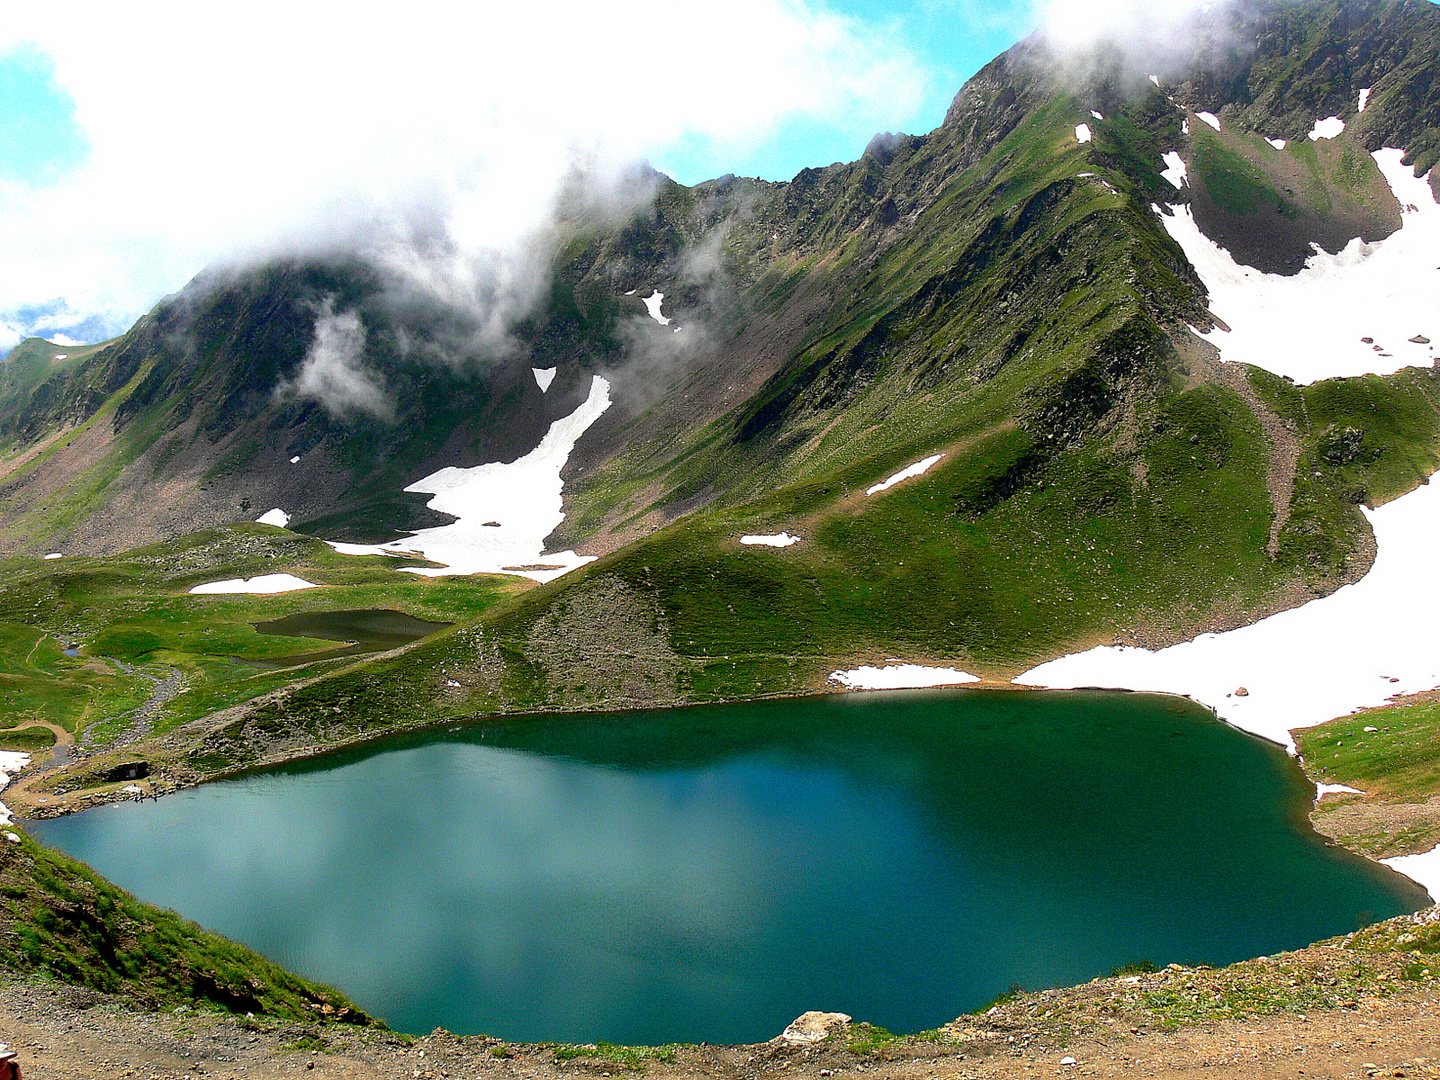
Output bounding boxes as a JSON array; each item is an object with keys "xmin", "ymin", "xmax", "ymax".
[{"xmin": 31, "ymin": 689, "xmax": 1428, "ymax": 1045}]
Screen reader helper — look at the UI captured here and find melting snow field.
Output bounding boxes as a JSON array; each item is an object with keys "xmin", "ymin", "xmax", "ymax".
[
  {"xmin": 0, "ymin": 751, "xmax": 30, "ymax": 825},
  {"xmin": 532, "ymin": 367, "xmax": 556, "ymax": 392},
  {"xmin": 740, "ymin": 533, "xmax": 801, "ymax": 547},
  {"xmin": 1075, "ymin": 123, "xmax": 1092, "ymax": 143},
  {"xmin": 381, "ymin": 375, "xmax": 613, "ymax": 584},
  {"xmin": 829, "ymin": 664, "xmax": 979, "ymax": 690},
  {"xmin": 255, "ymin": 508, "xmax": 290, "ymax": 527},
  {"xmin": 1017, "ymin": 479, "xmax": 1440, "ymax": 752},
  {"xmin": 1157, "ymin": 148, "xmax": 1439, "ymax": 382},
  {"xmin": 189, "ymin": 574, "xmax": 319, "ymax": 595},
  {"xmin": 1309, "ymin": 115, "xmax": 1346, "ymax": 140},
  {"xmin": 867, "ymin": 454, "xmax": 944, "ymax": 496},
  {"xmin": 1196, "ymin": 111, "xmax": 1222, "ymax": 131}
]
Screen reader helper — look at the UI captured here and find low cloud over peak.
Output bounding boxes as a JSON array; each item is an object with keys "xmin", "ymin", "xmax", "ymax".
[{"xmin": 0, "ymin": 1, "xmax": 929, "ymax": 348}]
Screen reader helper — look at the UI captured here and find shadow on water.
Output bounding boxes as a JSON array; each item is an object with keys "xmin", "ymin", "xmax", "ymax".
[{"xmin": 31, "ymin": 688, "xmax": 1430, "ymax": 1046}]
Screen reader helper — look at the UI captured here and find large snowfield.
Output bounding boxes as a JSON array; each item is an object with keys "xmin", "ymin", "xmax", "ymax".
[
  {"xmin": 1158, "ymin": 148, "xmax": 1439, "ymax": 382},
  {"xmin": 1027, "ymin": 145, "xmax": 1440, "ymax": 894},
  {"xmin": 386, "ymin": 375, "xmax": 613, "ymax": 583}
]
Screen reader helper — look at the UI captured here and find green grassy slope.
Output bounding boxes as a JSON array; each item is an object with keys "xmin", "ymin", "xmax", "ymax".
[
  {"xmin": 0, "ymin": 830, "xmax": 374, "ymax": 1023},
  {"xmin": 0, "ymin": 525, "xmax": 516, "ymax": 745}
]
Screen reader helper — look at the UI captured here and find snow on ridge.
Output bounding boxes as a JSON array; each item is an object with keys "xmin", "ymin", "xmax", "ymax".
[
  {"xmin": 388, "ymin": 375, "xmax": 612, "ymax": 584},
  {"xmin": 532, "ymin": 367, "xmax": 556, "ymax": 392},
  {"xmin": 1075, "ymin": 123, "xmax": 1092, "ymax": 144},
  {"xmin": 867, "ymin": 454, "xmax": 944, "ymax": 496},
  {"xmin": 642, "ymin": 291, "xmax": 672, "ymax": 327},
  {"xmin": 1196, "ymin": 111, "xmax": 1222, "ymax": 131},
  {"xmin": 1017, "ymin": 476, "xmax": 1440, "ymax": 754},
  {"xmin": 1154, "ymin": 148, "xmax": 1439, "ymax": 384},
  {"xmin": 189, "ymin": 574, "xmax": 319, "ymax": 595},
  {"xmin": 740, "ymin": 532, "xmax": 801, "ymax": 547},
  {"xmin": 255, "ymin": 508, "xmax": 290, "ymax": 527},
  {"xmin": 1309, "ymin": 115, "xmax": 1346, "ymax": 140},
  {"xmin": 1358, "ymin": 87, "xmax": 1372, "ymax": 113},
  {"xmin": 1160, "ymin": 152, "xmax": 1187, "ymax": 190},
  {"xmin": 830, "ymin": 664, "xmax": 979, "ymax": 690}
]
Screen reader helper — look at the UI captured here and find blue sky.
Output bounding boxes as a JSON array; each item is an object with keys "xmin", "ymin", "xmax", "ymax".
[{"xmin": 0, "ymin": 1, "xmax": 1046, "ymax": 350}]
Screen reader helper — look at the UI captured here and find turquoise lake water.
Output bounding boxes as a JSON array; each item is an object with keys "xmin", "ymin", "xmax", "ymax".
[{"xmin": 30, "ymin": 688, "xmax": 1429, "ymax": 1045}]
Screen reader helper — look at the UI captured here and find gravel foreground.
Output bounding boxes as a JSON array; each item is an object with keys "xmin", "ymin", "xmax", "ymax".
[{"xmin": 4, "ymin": 909, "xmax": 1439, "ymax": 1080}]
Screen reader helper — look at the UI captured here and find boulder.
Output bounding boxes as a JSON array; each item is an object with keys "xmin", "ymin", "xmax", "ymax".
[{"xmin": 779, "ymin": 1011, "xmax": 852, "ymax": 1045}]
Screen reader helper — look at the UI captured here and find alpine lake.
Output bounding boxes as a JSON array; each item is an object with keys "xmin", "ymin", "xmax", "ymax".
[{"xmin": 30, "ymin": 687, "xmax": 1429, "ymax": 1045}]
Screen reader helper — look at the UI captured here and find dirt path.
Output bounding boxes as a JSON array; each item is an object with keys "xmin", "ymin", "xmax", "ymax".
[{"xmin": 1207, "ymin": 360, "xmax": 1302, "ymax": 557}]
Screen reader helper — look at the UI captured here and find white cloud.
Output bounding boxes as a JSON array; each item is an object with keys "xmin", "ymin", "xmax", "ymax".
[
  {"xmin": 0, "ymin": 1, "xmax": 927, "ymax": 346},
  {"xmin": 1034, "ymin": 0, "xmax": 1243, "ymax": 86},
  {"xmin": 277, "ymin": 297, "xmax": 392, "ymax": 419}
]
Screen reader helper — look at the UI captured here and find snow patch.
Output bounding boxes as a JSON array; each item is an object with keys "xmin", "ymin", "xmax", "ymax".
[
  {"xmin": 740, "ymin": 532, "xmax": 801, "ymax": 547},
  {"xmin": 642, "ymin": 291, "xmax": 672, "ymax": 327},
  {"xmin": 289, "ymin": 455, "xmax": 300, "ymax": 464},
  {"xmin": 1383, "ymin": 844, "xmax": 1440, "ymax": 899},
  {"xmin": 1315, "ymin": 783, "xmax": 1364, "ymax": 802},
  {"xmin": 43, "ymin": 553, "xmax": 62, "ymax": 560},
  {"xmin": 1358, "ymin": 87, "xmax": 1372, "ymax": 113},
  {"xmin": 325, "ymin": 541, "xmax": 405, "ymax": 557},
  {"xmin": 53, "ymin": 353, "xmax": 67, "ymax": 360},
  {"xmin": 532, "ymin": 367, "xmax": 557, "ymax": 392},
  {"xmin": 867, "ymin": 454, "xmax": 944, "ymax": 496},
  {"xmin": 1160, "ymin": 152, "xmax": 1187, "ymax": 189},
  {"xmin": 1075, "ymin": 123, "xmax": 1092, "ymax": 143},
  {"xmin": 1196, "ymin": 111, "xmax": 1222, "ymax": 131},
  {"xmin": 1266, "ymin": 137, "xmax": 1287, "ymax": 150},
  {"xmin": 1148, "ymin": 74, "xmax": 1160, "ymax": 86},
  {"xmin": 1308, "ymin": 115, "xmax": 1345, "ymax": 140},
  {"xmin": 1181, "ymin": 119, "xmax": 1190, "ymax": 135},
  {"xmin": 1155, "ymin": 148, "xmax": 1440, "ymax": 383},
  {"xmin": 1017, "ymin": 476, "xmax": 1440, "ymax": 752},
  {"xmin": 189, "ymin": 574, "xmax": 320, "ymax": 595},
  {"xmin": 829, "ymin": 664, "xmax": 979, "ymax": 690},
  {"xmin": 255, "ymin": 508, "xmax": 290, "ymax": 527},
  {"xmin": 386, "ymin": 375, "xmax": 612, "ymax": 583},
  {"xmin": 1091, "ymin": 111, "xmax": 1104, "ymax": 120},
  {"xmin": 0, "ymin": 751, "xmax": 27, "ymax": 826}
]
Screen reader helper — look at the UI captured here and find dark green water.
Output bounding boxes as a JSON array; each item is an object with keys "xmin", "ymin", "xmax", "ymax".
[
  {"xmin": 30, "ymin": 689, "xmax": 1428, "ymax": 1045},
  {"xmin": 237, "ymin": 609, "xmax": 452, "ymax": 669}
]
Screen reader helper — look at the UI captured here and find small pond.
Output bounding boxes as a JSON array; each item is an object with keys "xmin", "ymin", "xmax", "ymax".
[
  {"xmin": 235, "ymin": 609, "xmax": 452, "ymax": 669},
  {"xmin": 31, "ymin": 688, "xmax": 1428, "ymax": 1045}
]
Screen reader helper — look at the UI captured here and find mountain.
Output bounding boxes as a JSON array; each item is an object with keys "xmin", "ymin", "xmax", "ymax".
[
  {"xmin": 0, "ymin": 2, "xmax": 1433, "ymax": 776},
  {"xmin": 4, "ymin": 0, "xmax": 1440, "ymax": 1025}
]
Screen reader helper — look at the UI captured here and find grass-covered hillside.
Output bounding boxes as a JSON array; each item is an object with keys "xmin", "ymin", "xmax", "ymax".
[
  {"xmin": 0, "ymin": 525, "xmax": 516, "ymax": 756},
  {"xmin": 0, "ymin": 829, "xmax": 373, "ymax": 1023},
  {"xmin": 0, "ymin": 0, "xmax": 1435, "ymax": 786}
]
